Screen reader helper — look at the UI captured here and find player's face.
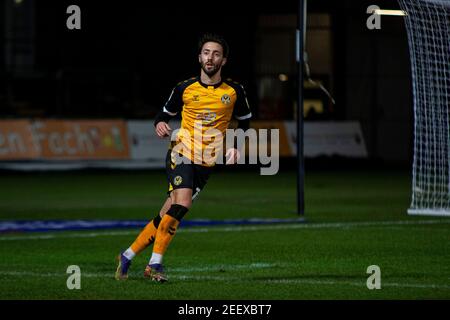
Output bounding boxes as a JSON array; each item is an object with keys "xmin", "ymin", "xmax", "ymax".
[{"xmin": 199, "ymin": 42, "xmax": 227, "ymax": 77}]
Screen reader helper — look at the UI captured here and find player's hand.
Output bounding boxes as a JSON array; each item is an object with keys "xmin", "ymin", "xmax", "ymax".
[
  {"xmin": 225, "ymin": 148, "xmax": 240, "ymax": 165},
  {"xmin": 156, "ymin": 122, "xmax": 172, "ymax": 138}
]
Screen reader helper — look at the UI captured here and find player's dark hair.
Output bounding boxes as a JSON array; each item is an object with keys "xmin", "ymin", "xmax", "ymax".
[{"xmin": 198, "ymin": 33, "xmax": 229, "ymax": 58}]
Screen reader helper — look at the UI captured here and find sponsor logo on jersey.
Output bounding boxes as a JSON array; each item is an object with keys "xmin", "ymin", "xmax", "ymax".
[{"xmin": 195, "ymin": 109, "xmax": 217, "ymax": 126}]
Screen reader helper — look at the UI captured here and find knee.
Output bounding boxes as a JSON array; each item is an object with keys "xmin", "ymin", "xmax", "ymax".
[
  {"xmin": 172, "ymin": 193, "xmax": 192, "ymax": 209},
  {"xmin": 174, "ymin": 199, "xmax": 191, "ymax": 209},
  {"xmin": 166, "ymin": 204, "xmax": 189, "ymax": 221},
  {"xmin": 158, "ymin": 209, "xmax": 167, "ymax": 218}
]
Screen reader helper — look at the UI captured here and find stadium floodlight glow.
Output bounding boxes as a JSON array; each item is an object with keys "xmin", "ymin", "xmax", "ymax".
[
  {"xmin": 278, "ymin": 74, "xmax": 289, "ymax": 82},
  {"xmin": 373, "ymin": 9, "xmax": 408, "ymax": 16}
]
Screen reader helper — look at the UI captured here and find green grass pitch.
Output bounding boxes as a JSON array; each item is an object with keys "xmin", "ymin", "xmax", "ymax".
[{"xmin": 0, "ymin": 169, "xmax": 449, "ymax": 299}]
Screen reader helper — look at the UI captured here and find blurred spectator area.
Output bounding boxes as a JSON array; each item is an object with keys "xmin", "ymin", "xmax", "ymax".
[
  {"xmin": 255, "ymin": 14, "xmax": 335, "ymax": 121},
  {"xmin": 1, "ymin": 1, "xmax": 335, "ymax": 121}
]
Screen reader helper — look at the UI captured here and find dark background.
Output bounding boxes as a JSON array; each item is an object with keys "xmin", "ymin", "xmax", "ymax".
[{"xmin": 0, "ymin": 0, "xmax": 412, "ymax": 165}]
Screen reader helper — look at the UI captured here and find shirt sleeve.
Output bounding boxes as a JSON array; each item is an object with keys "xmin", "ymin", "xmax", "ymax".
[
  {"xmin": 232, "ymin": 83, "xmax": 252, "ymax": 120},
  {"xmin": 163, "ymin": 83, "xmax": 183, "ymax": 115}
]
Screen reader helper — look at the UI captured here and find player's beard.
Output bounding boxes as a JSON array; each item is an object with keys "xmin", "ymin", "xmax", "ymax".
[{"xmin": 200, "ymin": 61, "xmax": 221, "ymax": 77}]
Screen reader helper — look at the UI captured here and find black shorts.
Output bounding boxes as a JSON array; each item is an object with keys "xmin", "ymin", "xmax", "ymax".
[{"xmin": 165, "ymin": 149, "xmax": 213, "ymax": 200}]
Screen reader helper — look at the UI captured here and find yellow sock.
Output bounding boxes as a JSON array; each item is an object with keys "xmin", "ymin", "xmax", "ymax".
[
  {"xmin": 153, "ymin": 214, "xmax": 180, "ymax": 255},
  {"xmin": 130, "ymin": 215, "xmax": 161, "ymax": 255}
]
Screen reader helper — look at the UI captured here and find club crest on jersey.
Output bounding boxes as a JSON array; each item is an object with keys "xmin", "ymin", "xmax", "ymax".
[
  {"xmin": 174, "ymin": 176, "xmax": 183, "ymax": 186},
  {"xmin": 221, "ymin": 94, "xmax": 231, "ymax": 105}
]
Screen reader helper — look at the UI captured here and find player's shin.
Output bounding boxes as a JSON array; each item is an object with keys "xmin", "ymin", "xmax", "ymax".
[
  {"xmin": 149, "ymin": 204, "xmax": 189, "ymax": 264},
  {"xmin": 126, "ymin": 213, "xmax": 162, "ymax": 257}
]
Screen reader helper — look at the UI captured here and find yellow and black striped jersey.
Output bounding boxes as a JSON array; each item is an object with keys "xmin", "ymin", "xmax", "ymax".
[{"xmin": 162, "ymin": 76, "xmax": 252, "ymax": 166}]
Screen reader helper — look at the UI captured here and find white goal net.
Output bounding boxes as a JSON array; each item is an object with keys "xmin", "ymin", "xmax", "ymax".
[{"xmin": 398, "ymin": 0, "xmax": 450, "ymax": 216}]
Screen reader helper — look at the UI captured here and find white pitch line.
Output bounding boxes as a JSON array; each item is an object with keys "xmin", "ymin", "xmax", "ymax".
[
  {"xmin": 265, "ymin": 279, "xmax": 450, "ymax": 290},
  {"xmin": 0, "ymin": 219, "xmax": 449, "ymax": 241},
  {"xmin": 0, "ymin": 230, "xmax": 136, "ymax": 241},
  {"xmin": 0, "ymin": 269, "xmax": 448, "ymax": 290},
  {"xmin": 170, "ymin": 262, "xmax": 275, "ymax": 273},
  {"xmin": 0, "ymin": 262, "xmax": 277, "ymax": 280}
]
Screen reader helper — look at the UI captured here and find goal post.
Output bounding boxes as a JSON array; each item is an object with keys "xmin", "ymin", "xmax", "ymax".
[
  {"xmin": 397, "ymin": 0, "xmax": 450, "ymax": 216},
  {"xmin": 297, "ymin": 0, "xmax": 306, "ymax": 216}
]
